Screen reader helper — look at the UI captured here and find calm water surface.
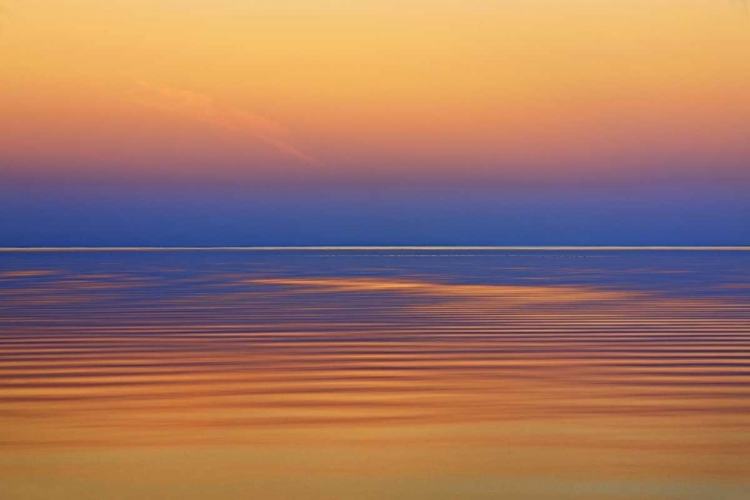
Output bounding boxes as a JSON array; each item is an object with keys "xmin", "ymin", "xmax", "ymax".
[{"xmin": 1, "ymin": 250, "xmax": 749, "ymax": 499}]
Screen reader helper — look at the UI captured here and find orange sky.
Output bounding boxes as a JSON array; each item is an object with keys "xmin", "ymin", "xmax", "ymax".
[{"xmin": 0, "ymin": 1, "xmax": 748, "ymax": 186}]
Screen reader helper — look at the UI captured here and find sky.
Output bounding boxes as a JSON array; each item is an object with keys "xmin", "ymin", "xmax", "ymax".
[{"xmin": 0, "ymin": 1, "xmax": 748, "ymax": 246}]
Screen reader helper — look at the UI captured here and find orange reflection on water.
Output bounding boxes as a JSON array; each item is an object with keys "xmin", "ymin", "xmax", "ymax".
[{"xmin": 1, "ymin": 272, "xmax": 749, "ymax": 499}]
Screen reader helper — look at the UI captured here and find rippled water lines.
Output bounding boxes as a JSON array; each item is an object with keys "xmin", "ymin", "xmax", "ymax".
[{"xmin": 1, "ymin": 273, "xmax": 749, "ymax": 451}]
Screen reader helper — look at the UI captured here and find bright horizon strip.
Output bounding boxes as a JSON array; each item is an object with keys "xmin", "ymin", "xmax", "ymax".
[{"xmin": 1, "ymin": 247, "xmax": 750, "ymax": 252}]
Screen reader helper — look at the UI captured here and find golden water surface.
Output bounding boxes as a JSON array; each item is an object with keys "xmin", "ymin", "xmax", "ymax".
[{"xmin": 1, "ymin": 251, "xmax": 749, "ymax": 499}]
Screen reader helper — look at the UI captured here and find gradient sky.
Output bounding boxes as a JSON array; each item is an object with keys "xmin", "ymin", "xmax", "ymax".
[{"xmin": 1, "ymin": 1, "xmax": 748, "ymax": 245}]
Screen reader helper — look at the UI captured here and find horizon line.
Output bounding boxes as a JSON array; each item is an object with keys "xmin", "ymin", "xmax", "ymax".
[{"xmin": 1, "ymin": 246, "xmax": 750, "ymax": 252}]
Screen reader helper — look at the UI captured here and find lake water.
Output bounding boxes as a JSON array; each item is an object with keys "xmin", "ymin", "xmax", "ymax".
[{"xmin": 1, "ymin": 249, "xmax": 749, "ymax": 499}]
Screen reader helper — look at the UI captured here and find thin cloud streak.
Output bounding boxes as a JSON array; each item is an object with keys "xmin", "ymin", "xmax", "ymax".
[{"xmin": 132, "ymin": 82, "xmax": 323, "ymax": 167}]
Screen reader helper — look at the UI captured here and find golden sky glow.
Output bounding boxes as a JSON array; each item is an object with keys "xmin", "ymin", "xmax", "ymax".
[{"xmin": 1, "ymin": 1, "xmax": 748, "ymax": 186}]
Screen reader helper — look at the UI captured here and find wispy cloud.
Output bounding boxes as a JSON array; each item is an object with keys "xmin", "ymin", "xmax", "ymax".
[{"xmin": 132, "ymin": 82, "xmax": 322, "ymax": 167}]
